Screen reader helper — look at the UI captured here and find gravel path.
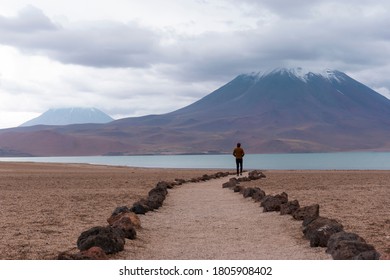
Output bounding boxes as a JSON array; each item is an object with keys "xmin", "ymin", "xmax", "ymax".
[{"xmin": 120, "ymin": 174, "xmax": 330, "ymax": 259}]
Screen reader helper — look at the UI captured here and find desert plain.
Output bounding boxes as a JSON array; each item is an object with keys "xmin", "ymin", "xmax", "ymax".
[{"xmin": 0, "ymin": 162, "xmax": 389, "ymax": 260}]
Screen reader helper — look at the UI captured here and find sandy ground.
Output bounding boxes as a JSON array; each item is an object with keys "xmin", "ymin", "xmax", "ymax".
[
  {"xmin": 0, "ymin": 162, "xmax": 389, "ymax": 260},
  {"xmin": 114, "ymin": 174, "xmax": 329, "ymax": 259}
]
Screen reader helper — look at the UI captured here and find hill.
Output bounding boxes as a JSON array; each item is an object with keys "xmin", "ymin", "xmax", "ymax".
[
  {"xmin": 20, "ymin": 107, "xmax": 114, "ymax": 127},
  {"xmin": 2, "ymin": 68, "xmax": 390, "ymax": 156}
]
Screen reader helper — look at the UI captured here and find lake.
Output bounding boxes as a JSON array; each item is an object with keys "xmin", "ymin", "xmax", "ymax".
[{"xmin": 1, "ymin": 152, "xmax": 390, "ymax": 170}]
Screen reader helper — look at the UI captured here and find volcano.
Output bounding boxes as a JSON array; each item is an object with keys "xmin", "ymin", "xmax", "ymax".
[
  {"xmin": 20, "ymin": 107, "xmax": 114, "ymax": 127},
  {"xmin": 1, "ymin": 68, "xmax": 390, "ymax": 156}
]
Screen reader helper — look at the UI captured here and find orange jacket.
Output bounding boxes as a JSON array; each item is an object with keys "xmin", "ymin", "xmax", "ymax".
[{"xmin": 233, "ymin": 147, "xmax": 245, "ymax": 159}]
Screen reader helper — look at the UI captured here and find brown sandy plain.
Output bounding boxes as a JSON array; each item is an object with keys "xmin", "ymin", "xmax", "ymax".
[{"xmin": 0, "ymin": 162, "xmax": 389, "ymax": 260}]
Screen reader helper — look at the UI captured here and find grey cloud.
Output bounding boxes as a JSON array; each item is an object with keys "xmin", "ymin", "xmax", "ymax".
[
  {"xmin": 0, "ymin": 6, "xmax": 160, "ymax": 68},
  {"xmin": 0, "ymin": 5, "xmax": 57, "ymax": 32},
  {"xmin": 1, "ymin": 3, "xmax": 390, "ymax": 89},
  {"xmin": 157, "ymin": 2, "xmax": 390, "ymax": 82}
]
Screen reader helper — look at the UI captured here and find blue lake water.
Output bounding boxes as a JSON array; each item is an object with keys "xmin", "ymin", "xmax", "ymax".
[{"xmin": 1, "ymin": 152, "xmax": 390, "ymax": 170}]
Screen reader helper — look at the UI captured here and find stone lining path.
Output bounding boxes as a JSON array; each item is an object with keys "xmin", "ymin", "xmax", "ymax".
[{"xmin": 118, "ymin": 173, "xmax": 330, "ymax": 259}]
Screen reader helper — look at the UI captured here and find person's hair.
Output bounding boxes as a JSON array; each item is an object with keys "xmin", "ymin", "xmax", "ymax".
[{"xmin": 237, "ymin": 143, "xmax": 241, "ymax": 147}]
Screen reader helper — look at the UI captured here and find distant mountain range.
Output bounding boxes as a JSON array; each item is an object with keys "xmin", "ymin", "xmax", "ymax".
[
  {"xmin": 1, "ymin": 67, "xmax": 390, "ymax": 156},
  {"xmin": 20, "ymin": 107, "xmax": 114, "ymax": 127}
]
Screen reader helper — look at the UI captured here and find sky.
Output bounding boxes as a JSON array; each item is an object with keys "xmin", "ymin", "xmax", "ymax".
[{"xmin": 0, "ymin": 0, "xmax": 389, "ymax": 128}]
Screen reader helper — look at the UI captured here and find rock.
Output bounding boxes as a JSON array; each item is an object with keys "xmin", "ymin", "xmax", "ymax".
[
  {"xmin": 111, "ymin": 206, "xmax": 131, "ymax": 216},
  {"xmin": 242, "ymin": 187, "xmax": 256, "ymax": 198},
  {"xmin": 292, "ymin": 204, "xmax": 319, "ymax": 222},
  {"xmin": 248, "ymin": 170, "xmax": 266, "ymax": 180},
  {"xmin": 174, "ymin": 178, "xmax": 186, "ymax": 185},
  {"xmin": 201, "ymin": 174, "xmax": 212, "ymax": 181},
  {"xmin": 243, "ymin": 187, "xmax": 265, "ymax": 199},
  {"xmin": 303, "ymin": 217, "xmax": 344, "ymax": 247},
  {"xmin": 352, "ymin": 249, "xmax": 381, "ymax": 260},
  {"xmin": 146, "ymin": 193, "xmax": 166, "ymax": 209},
  {"xmin": 260, "ymin": 192, "xmax": 288, "ymax": 212},
  {"xmin": 108, "ymin": 212, "xmax": 141, "ymax": 228},
  {"xmin": 57, "ymin": 249, "xmax": 87, "ymax": 260},
  {"xmin": 107, "ymin": 206, "xmax": 131, "ymax": 225},
  {"xmin": 77, "ymin": 226, "xmax": 125, "ymax": 254},
  {"xmin": 58, "ymin": 246, "xmax": 109, "ymax": 260},
  {"xmin": 233, "ymin": 185, "xmax": 244, "ymax": 193},
  {"xmin": 326, "ymin": 231, "xmax": 366, "ymax": 255},
  {"xmin": 237, "ymin": 176, "xmax": 251, "ymax": 182},
  {"xmin": 326, "ymin": 231, "xmax": 380, "ymax": 260},
  {"xmin": 280, "ymin": 200, "xmax": 300, "ymax": 215},
  {"xmin": 215, "ymin": 172, "xmax": 230, "ymax": 178},
  {"xmin": 80, "ymin": 246, "xmax": 109, "ymax": 260},
  {"xmin": 222, "ymin": 178, "xmax": 238, "ymax": 189},
  {"xmin": 131, "ymin": 200, "xmax": 151, "ymax": 214},
  {"xmin": 149, "ymin": 185, "xmax": 168, "ymax": 197},
  {"xmin": 333, "ymin": 240, "xmax": 379, "ymax": 260},
  {"xmin": 222, "ymin": 181, "xmax": 233, "ymax": 188},
  {"xmin": 156, "ymin": 181, "xmax": 173, "ymax": 190},
  {"xmin": 252, "ymin": 188, "xmax": 266, "ymax": 202},
  {"xmin": 111, "ymin": 216, "xmax": 137, "ymax": 240}
]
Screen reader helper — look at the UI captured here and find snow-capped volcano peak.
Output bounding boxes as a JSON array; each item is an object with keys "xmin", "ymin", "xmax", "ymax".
[
  {"xmin": 20, "ymin": 107, "xmax": 114, "ymax": 127},
  {"xmin": 247, "ymin": 67, "xmax": 345, "ymax": 83}
]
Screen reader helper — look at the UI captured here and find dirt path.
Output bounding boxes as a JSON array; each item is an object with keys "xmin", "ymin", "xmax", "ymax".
[{"xmin": 118, "ymin": 173, "xmax": 330, "ymax": 259}]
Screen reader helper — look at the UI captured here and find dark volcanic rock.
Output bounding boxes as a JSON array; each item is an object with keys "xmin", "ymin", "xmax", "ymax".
[
  {"xmin": 149, "ymin": 185, "xmax": 168, "ymax": 197},
  {"xmin": 144, "ymin": 182, "xmax": 169, "ymax": 210},
  {"xmin": 260, "ymin": 192, "xmax": 288, "ymax": 212},
  {"xmin": 293, "ymin": 204, "xmax": 320, "ymax": 222},
  {"xmin": 156, "ymin": 180, "xmax": 173, "ymax": 190},
  {"xmin": 237, "ymin": 176, "xmax": 251, "ymax": 182},
  {"xmin": 57, "ymin": 249, "xmax": 89, "ymax": 260},
  {"xmin": 326, "ymin": 231, "xmax": 366, "ymax": 255},
  {"xmin": 111, "ymin": 216, "xmax": 137, "ymax": 240},
  {"xmin": 222, "ymin": 178, "xmax": 238, "ymax": 189},
  {"xmin": 201, "ymin": 174, "xmax": 212, "ymax": 181},
  {"xmin": 252, "ymin": 188, "xmax": 266, "ymax": 202},
  {"xmin": 77, "ymin": 226, "xmax": 125, "ymax": 254},
  {"xmin": 146, "ymin": 193, "xmax": 166, "ymax": 209},
  {"xmin": 233, "ymin": 184, "xmax": 244, "ymax": 193},
  {"xmin": 242, "ymin": 187, "xmax": 256, "ymax": 198},
  {"xmin": 108, "ymin": 212, "xmax": 141, "ymax": 229},
  {"xmin": 303, "ymin": 217, "xmax": 344, "ymax": 247},
  {"xmin": 111, "ymin": 206, "xmax": 131, "ymax": 216},
  {"xmin": 174, "ymin": 178, "xmax": 186, "ymax": 185},
  {"xmin": 80, "ymin": 246, "xmax": 109, "ymax": 260},
  {"xmin": 248, "ymin": 170, "xmax": 266, "ymax": 180},
  {"xmin": 131, "ymin": 200, "xmax": 151, "ymax": 214},
  {"xmin": 280, "ymin": 200, "xmax": 300, "ymax": 215},
  {"xmin": 352, "ymin": 249, "xmax": 381, "ymax": 260},
  {"xmin": 326, "ymin": 231, "xmax": 380, "ymax": 260},
  {"xmin": 334, "ymin": 240, "xmax": 379, "ymax": 260},
  {"xmin": 107, "ymin": 206, "xmax": 132, "ymax": 224}
]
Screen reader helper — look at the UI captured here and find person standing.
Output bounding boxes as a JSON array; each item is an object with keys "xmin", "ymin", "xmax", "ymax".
[{"xmin": 233, "ymin": 143, "xmax": 245, "ymax": 176}]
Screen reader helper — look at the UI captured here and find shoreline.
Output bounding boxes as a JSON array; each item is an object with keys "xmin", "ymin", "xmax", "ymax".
[
  {"xmin": 3, "ymin": 151, "xmax": 390, "ymax": 170},
  {"xmin": 0, "ymin": 162, "xmax": 389, "ymax": 259}
]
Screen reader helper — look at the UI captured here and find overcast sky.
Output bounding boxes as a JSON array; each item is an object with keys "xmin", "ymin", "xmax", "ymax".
[{"xmin": 0, "ymin": 0, "xmax": 389, "ymax": 128}]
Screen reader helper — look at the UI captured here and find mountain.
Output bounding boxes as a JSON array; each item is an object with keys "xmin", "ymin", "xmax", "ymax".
[
  {"xmin": 2, "ymin": 68, "xmax": 390, "ymax": 156},
  {"xmin": 20, "ymin": 107, "xmax": 114, "ymax": 127}
]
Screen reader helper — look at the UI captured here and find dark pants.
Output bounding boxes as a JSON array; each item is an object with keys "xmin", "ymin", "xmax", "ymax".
[{"xmin": 236, "ymin": 158, "xmax": 243, "ymax": 175}]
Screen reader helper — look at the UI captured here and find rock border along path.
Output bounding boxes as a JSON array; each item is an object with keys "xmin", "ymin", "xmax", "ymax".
[{"xmin": 118, "ymin": 172, "xmax": 329, "ymax": 259}]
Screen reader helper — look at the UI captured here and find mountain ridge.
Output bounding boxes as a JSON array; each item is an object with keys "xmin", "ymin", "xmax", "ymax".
[
  {"xmin": 20, "ymin": 107, "xmax": 114, "ymax": 127},
  {"xmin": 2, "ymin": 68, "xmax": 390, "ymax": 156}
]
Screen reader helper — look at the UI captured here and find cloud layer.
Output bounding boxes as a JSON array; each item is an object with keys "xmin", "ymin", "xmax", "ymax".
[{"xmin": 0, "ymin": 1, "xmax": 390, "ymax": 128}]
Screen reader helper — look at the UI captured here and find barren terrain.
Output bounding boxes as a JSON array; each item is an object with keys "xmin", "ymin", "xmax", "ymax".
[{"xmin": 0, "ymin": 162, "xmax": 388, "ymax": 259}]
